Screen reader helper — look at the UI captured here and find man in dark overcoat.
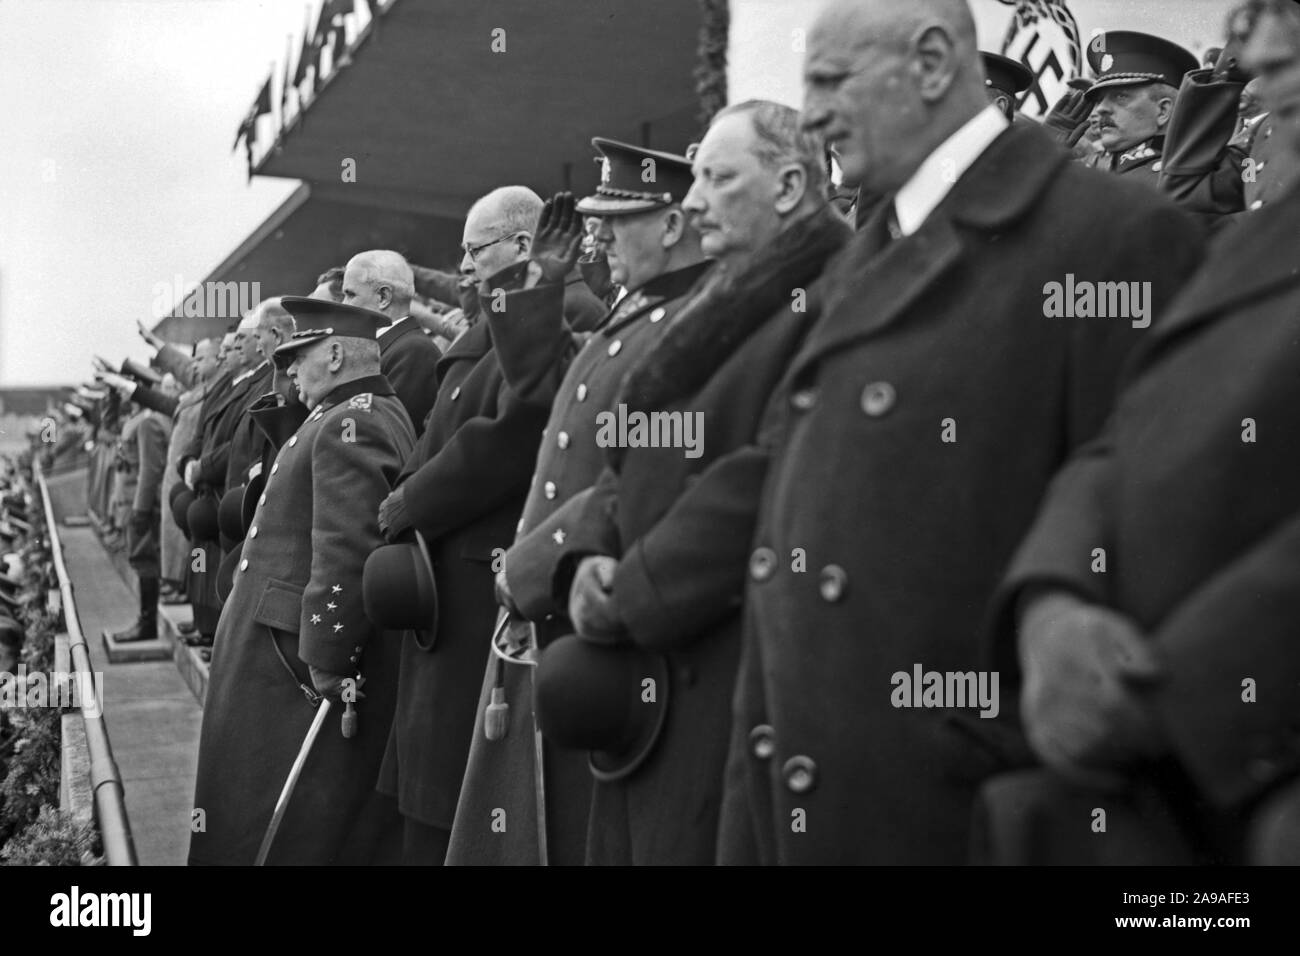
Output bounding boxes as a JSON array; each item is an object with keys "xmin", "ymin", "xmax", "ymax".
[
  {"xmin": 374, "ymin": 186, "xmax": 603, "ymax": 865},
  {"xmin": 978, "ymin": 0, "xmax": 1300, "ymax": 867},
  {"xmin": 718, "ymin": 0, "xmax": 1205, "ymax": 865},
  {"xmin": 545, "ymin": 102, "xmax": 850, "ymax": 865},
  {"xmin": 188, "ymin": 298, "xmax": 414, "ymax": 865},
  {"xmin": 446, "ymin": 140, "xmax": 710, "ymax": 866}
]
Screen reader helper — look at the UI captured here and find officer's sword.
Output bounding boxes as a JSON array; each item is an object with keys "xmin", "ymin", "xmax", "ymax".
[{"xmin": 254, "ymin": 697, "xmax": 333, "ymax": 866}]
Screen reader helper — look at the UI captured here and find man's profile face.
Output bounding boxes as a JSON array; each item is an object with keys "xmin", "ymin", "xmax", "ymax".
[
  {"xmin": 1093, "ymin": 85, "xmax": 1168, "ymax": 153},
  {"xmin": 286, "ymin": 339, "xmax": 333, "ymax": 409},
  {"xmin": 253, "ymin": 325, "xmax": 281, "ymax": 362},
  {"xmin": 602, "ymin": 210, "xmax": 669, "ymax": 289},
  {"xmin": 341, "ymin": 263, "xmax": 387, "ymax": 314},
  {"xmin": 1243, "ymin": 9, "xmax": 1300, "ymax": 158},
  {"xmin": 192, "ymin": 341, "xmax": 221, "ymax": 383},
  {"xmin": 682, "ymin": 112, "xmax": 786, "ymax": 269},
  {"xmin": 801, "ymin": 3, "xmax": 925, "ymax": 194},
  {"xmin": 460, "ymin": 206, "xmax": 528, "ymax": 283}
]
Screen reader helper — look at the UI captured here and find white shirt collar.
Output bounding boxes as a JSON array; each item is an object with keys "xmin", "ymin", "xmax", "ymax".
[
  {"xmin": 894, "ymin": 104, "xmax": 1009, "ymax": 237},
  {"xmin": 376, "ymin": 314, "xmax": 411, "ymax": 340},
  {"xmin": 231, "ymin": 359, "xmax": 268, "ymax": 386}
]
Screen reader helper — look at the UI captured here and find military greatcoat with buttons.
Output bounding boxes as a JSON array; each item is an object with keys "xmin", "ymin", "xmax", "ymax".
[
  {"xmin": 446, "ymin": 259, "xmax": 712, "ymax": 867},
  {"xmin": 551, "ymin": 206, "xmax": 851, "ymax": 865},
  {"xmin": 378, "ymin": 281, "xmax": 599, "ymax": 833},
  {"xmin": 718, "ymin": 122, "xmax": 1206, "ymax": 865},
  {"xmin": 982, "ymin": 181, "xmax": 1300, "ymax": 863},
  {"xmin": 189, "ymin": 374, "xmax": 414, "ymax": 865}
]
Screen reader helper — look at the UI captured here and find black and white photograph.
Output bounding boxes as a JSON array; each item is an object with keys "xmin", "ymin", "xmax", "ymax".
[{"xmin": 0, "ymin": 0, "xmax": 1297, "ymax": 930}]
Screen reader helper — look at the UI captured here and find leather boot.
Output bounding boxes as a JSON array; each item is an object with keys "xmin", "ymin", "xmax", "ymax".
[{"xmin": 109, "ymin": 577, "xmax": 159, "ymax": 642}]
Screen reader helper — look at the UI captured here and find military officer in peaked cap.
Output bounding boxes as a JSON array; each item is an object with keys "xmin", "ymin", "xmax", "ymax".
[
  {"xmin": 189, "ymin": 298, "xmax": 415, "ymax": 865},
  {"xmin": 445, "ymin": 139, "xmax": 709, "ymax": 866},
  {"xmin": 1083, "ymin": 30, "xmax": 1199, "ymax": 180}
]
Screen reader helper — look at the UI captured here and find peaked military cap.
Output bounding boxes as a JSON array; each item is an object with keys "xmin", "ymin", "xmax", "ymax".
[
  {"xmin": 982, "ymin": 52, "xmax": 1034, "ymax": 99},
  {"xmin": 1086, "ymin": 31, "xmax": 1198, "ymax": 98},
  {"xmin": 575, "ymin": 138, "xmax": 694, "ymax": 217},
  {"xmin": 273, "ymin": 296, "xmax": 391, "ymax": 359}
]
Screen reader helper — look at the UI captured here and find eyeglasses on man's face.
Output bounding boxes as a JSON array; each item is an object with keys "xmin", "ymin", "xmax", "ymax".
[{"xmin": 460, "ymin": 231, "xmax": 520, "ymax": 261}]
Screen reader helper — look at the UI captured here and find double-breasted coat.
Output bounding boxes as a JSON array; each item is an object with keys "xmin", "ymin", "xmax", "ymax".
[
  {"xmin": 445, "ymin": 259, "xmax": 712, "ymax": 866},
  {"xmin": 189, "ymin": 374, "xmax": 414, "ymax": 865},
  {"xmin": 718, "ymin": 122, "xmax": 1206, "ymax": 865},
  {"xmin": 378, "ymin": 281, "xmax": 600, "ymax": 832},
  {"xmin": 981, "ymin": 181, "xmax": 1300, "ymax": 864},
  {"xmin": 551, "ymin": 207, "xmax": 851, "ymax": 865}
]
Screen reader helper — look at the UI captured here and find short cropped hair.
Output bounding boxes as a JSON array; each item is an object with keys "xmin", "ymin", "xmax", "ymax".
[{"xmin": 712, "ymin": 99, "xmax": 829, "ymax": 198}]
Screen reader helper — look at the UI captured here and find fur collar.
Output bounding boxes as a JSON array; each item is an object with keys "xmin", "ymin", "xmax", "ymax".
[{"xmin": 619, "ymin": 203, "xmax": 850, "ymax": 414}]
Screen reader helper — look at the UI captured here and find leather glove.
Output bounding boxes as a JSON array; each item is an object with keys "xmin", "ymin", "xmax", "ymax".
[
  {"xmin": 1043, "ymin": 87, "xmax": 1094, "ymax": 147},
  {"xmin": 568, "ymin": 555, "xmax": 625, "ymax": 643},
  {"xmin": 308, "ymin": 664, "xmax": 351, "ymax": 702},
  {"xmin": 1018, "ymin": 591, "xmax": 1166, "ymax": 785},
  {"xmin": 495, "ymin": 568, "xmax": 520, "ymax": 616},
  {"xmin": 377, "ymin": 487, "xmax": 412, "ymax": 541},
  {"xmin": 530, "ymin": 191, "xmax": 583, "ymax": 285}
]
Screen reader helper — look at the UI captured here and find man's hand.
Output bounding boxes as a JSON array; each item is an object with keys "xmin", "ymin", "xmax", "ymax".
[
  {"xmin": 308, "ymin": 665, "xmax": 351, "ymax": 702},
  {"xmin": 531, "ymin": 191, "xmax": 584, "ymax": 285},
  {"xmin": 578, "ymin": 251, "xmax": 615, "ymax": 301},
  {"xmin": 96, "ymin": 371, "xmax": 136, "ymax": 399},
  {"xmin": 569, "ymin": 555, "xmax": 625, "ymax": 642},
  {"xmin": 183, "ymin": 459, "xmax": 201, "ymax": 490},
  {"xmin": 1043, "ymin": 86, "xmax": 1094, "ymax": 147},
  {"xmin": 495, "ymin": 568, "xmax": 519, "ymax": 616},
  {"xmin": 377, "ymin": 487, "xmax": 412, "ymax": 541},
  {"xmin": 137, "ymin": 319, "xmax": 163, "ymax": 350},
  {"xmin": 1018, "ymin": 592, "xmax": 1166, "ymax": 784}
]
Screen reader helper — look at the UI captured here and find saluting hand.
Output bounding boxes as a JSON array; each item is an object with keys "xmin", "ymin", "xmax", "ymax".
[
  {"xmin": 1018, "ymin": 592, "xmax": 1166, "ymax": 786},
  {"xmin": 569, "ymin": 555, "xmax": 625, "ymax": 643},
  {"xmin": 530, "ymin": 191, "xmax": 584, "ymax": 286},
  {"xmin": 1043, "ymin": 87, "xmax": 1094, "ymax": 147}
]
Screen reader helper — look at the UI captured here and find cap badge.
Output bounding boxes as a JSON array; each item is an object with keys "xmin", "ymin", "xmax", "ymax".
[{"xmin": 1101, "ymin": 53, "xmax": 1114, "ymax": 71}]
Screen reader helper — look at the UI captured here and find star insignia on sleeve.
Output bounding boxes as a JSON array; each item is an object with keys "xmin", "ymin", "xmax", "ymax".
[
  {"xmin": 311, "ymin": 614, "xmax": 322, "ymax": 625},
  {"xmin": 327, "ymin": 601, "xmax": 338, "ymax": 611},
  {"xmin": 552, "ymin": 528, "xmax": 566, "ymax": 545},
  {"xmin": 331, "ymin": 584, "xmax": 342, "ymax": 594},
  {"xmin": 333, "ymin": 623, "xmax": 344, "ymax": 633}
]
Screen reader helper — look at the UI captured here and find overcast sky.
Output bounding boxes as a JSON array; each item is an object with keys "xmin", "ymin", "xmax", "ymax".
[{"xmin": 0, "ymin": 0, "xmax": 304, "ymax": 387}]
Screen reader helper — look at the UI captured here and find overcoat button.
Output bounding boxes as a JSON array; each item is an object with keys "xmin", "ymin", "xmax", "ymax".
[
  {"xmin": 239, "ymin": 559, "xmax": 249, "ymax": 572},
  {"xmin": 271, "ymin": 463, "xmax": 279, "ymax": 474},
  {"xmin": 451, "ymin": 386, "xmax": 461, "ymax": 400},
  {"xmin": 819, "ymin": 564, "xmax": 848, "ymax": 602},
  {"xmin": 544, "ymin": 481, "xmax": 557, "ymax": 500},
  {"xmin": 749, "ymin": 724, "xmax": 775, "ymax": 760},
  {"xmin": 860, "ymin": 381, "xmax": 896, "ymax": 417},
  {"xmin": 1250, "ymin": 199, "xmax": 1264, "ymax": 211},
  {"xmin": 249, "ymin": 526, "xmax": 258, "ymax": 538},
  {"xmin": 649, "ymin": 307, "xmax": 666, "ymax": 323},
  {"xmin": 576, "ymin": 384, "xmax": 588, "ymax": 402},
  {"xmin": 288, "ymin": 436, "xmax": 297, "ymax": 447},
  {"xmin": 1151, "ymin": 160, "xmax": 1162, "ymax": 173},
  {"xmin": 748, "ymin": 547, "xmax": 777, "ymax": 582},
  {"xmin": 259, "ymin": 494, "xmax": 267, "ymax": 506},
  {"xmin": 516, "ymin": 518, "xmax": 525, "ymax": 534},
  {"xmin": 783, "ymin": 755, "xmax": 817, "ymax": 794},
  {"xmin": 790, "ymin": 388, "xmax": 816, "ymax": 411},
  {"xmin": 557, "ymin": 431, "xmax": 570, "ymax": 449},
  {"xmin": 608, "ymin": 340, "xmax": 622, "ymax": 357}
]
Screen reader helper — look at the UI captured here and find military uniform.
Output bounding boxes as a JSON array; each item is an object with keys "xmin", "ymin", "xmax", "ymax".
[
  {"xmin": 189, "ymin": 301, "xmax": 414, "ymax": 866},
  {"xmin": 447, "ymin": 263, "xmax": 711, "ymax": 866}
]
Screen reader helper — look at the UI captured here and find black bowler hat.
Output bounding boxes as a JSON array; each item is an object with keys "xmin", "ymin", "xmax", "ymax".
[
  {"xmin": 982, "ymin": 51, "xmax": 1033, "ymax": 99},
  {"xmin": 186, "ymin": 494, "xmax": 220, "ymax": 543},
  {"xmin": 216, "ymin": 541, "xmax": 242, "ymax": 603},
  {"xmin": 576, "ymin": 138, "xmax": 695, "ymax": 217},
  {"xmin": 362, "ymin": 530, "xmax": 438, "ymax": 644},
  {"xmin": 171, "ymin": 487, "xmax": 195, "ymax": 538},
  {"xmin": 273, "ymin": 296, "xmax": 392, "ymax": 360},
  {"xmin": 218, "ymin": 484, "xmax": 247, "ymax": 543},
  {"xmin": 1086, "ymin": 31, "xmax": 1198, "ymax": 98},
  {"xmin": 533, "ymin": 635, "xmax": 670, "ymax": 783}
]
